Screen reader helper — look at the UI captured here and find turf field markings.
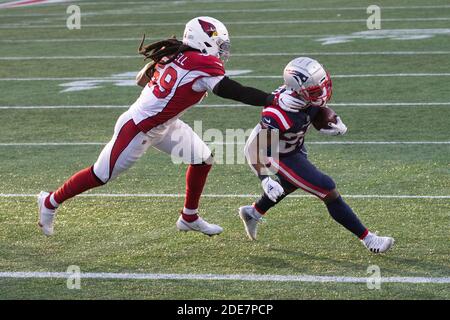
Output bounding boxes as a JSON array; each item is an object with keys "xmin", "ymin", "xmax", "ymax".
[
  {"xmin": 73, "ymin": 0, "xmax": 280, "ymax": 4},
  {"xmin": 317, "ymin": 28, "xmax": 450, "ymax": 45},
  {"xmin": 0, "ymin": 0, "xmax": 264, "ymax": 8},
  {"xmin": 0, "ymin": 142, "xmax": 104, "ymax": 146},
  {"xmin": 1, "ymin": 51, "xmax": 449, "ymax": 60},
  {"xmin": 0, "ymin": 0, "xmax": 71, "ymax": 9},
  {"xmin": 0, "ymin": 0, "xmax": 280, "ymax": 9},
  {"xmin": 0, "ymin": 141, "xmax": 449, "ymax": 146},
  {"xmin": 0, "ymin": 105, "xmax": 134, "ymax": 109},
  {"xmin": 326, "ymin": 102, "xmax": 450, "ymax": 107},
  {"xmin": 3, "ymin": 34, "xmax": 450, "ymax": 43},
  {"xmin": 233, "ymin": 51, "xmax": 450, "ymax": 56},
  {"xmin": 1, "ymin": 103, "xmax": 450, "ymax": 109},
  {"xmin": 306, "ymin": 141, "xmax": 450, "ymax": 145},
  {"xmin": 233, "ymin": 73, "xmax": 450, "ymax": 78},
  {"xmin": 0, "ymin": 193, "xmax": 449, "ymax": 199},
  {"xmin": 1, "ymin": 17, "xmax": 449, "ymax": 28},
  {"xmin": 2, "ymin": 73, "xmax": 450, "ymax": 80},
  {"xmin": 2, "ymin": 5, "xmax": 449, "ymax": 17},
  {"xmin": 0, "ymin": 35, "xmax": 336, "ymax": 42},
  {"xmin": 0, "ymin": 272, "xmax": 449, "ymax": 284}
]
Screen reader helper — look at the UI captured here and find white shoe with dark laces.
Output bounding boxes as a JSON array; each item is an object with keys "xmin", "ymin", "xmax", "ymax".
[
  {"xmin": 238, "ymin": 205, "xmax": 263, "ymax": 240},
  {"xmin": 37, "ymin": 191, "xmax": 56, "ymax": 236},
  {"xmin": 362, "ymin": 232, "xmax": 394, "ymax": 253},
  {"xmin": 176, "ymin": 215, "xmax": 223, "ymax": 236}
]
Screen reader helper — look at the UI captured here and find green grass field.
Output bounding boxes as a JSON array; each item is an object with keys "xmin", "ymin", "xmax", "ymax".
[{"xmin": 0, "ymin": 0, "xmax": 449, "ymax": 300}]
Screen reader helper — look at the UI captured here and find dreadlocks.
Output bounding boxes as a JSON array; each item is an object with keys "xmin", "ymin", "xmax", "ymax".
[{"xmin": 138, "ymin": 34, "xmax": 194, "ymax": 76}]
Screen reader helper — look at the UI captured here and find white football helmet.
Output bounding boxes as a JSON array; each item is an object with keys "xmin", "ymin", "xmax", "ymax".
[
  {"xmin": 283, "ymin": 57, "xmax": 332, "ymax": 106},
  {"xmin": 183, "ymin": 16, "xmax": 231, "ymax": 61}
]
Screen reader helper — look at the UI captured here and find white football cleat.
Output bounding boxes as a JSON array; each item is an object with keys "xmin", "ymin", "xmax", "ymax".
[
  {"xmin": 362, "ymin": 232, "xmax": 394, "ymax": 254},
  {"xmin": 176, "ymin": 215, "xmax": 223, "ymax": 237},
  {"xmin": 238, "ymin": 205, "xmax": 263, "ymax": 241},
  {"xmin": 37, "ymin": 191, "xmax": 56, "ymax": 236}
]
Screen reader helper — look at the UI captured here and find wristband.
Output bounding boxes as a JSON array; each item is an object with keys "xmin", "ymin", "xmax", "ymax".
[{"xmin": 258, "ymin": 175, "xmax": 269, "ymax": 182}]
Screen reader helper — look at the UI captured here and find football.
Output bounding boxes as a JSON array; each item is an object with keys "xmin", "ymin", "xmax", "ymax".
[{"xmin": 312, "ymin": 106, "xmax": 338, "ymax": 130}]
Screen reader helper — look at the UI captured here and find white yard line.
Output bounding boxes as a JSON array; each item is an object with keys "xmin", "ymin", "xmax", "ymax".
[
  {"xmin": 329, "ymin": 102, "xmax": 450, "ymax": 106},
  {"xmin": 2, "ymin": 37, "xmax": 450, "ymax": 44},
  {"xmin": 307, "ymin": 141, "xmax": 450, "ymax": 145},
  {"xmin": 0, "ymin": 0, "xmax": 278, "ymax": 8},
  {"xmin": 232, "ymin": 73, "xmax": 450, "ymax": 78},
  {"xmin": 0, "ymin": 142, "xmax": 104, "ymax": 146},
  {"xmin": 0, "ymin": 76, "xmax": 131, "ymax": 79},
  {"xmin": 0, "ymin": 57, "xmax": 138, "ymax": 60},
  {"xmin": 0, "ymin": 271, "xmax": 449, "ymax": 284},
  {"xmin": 1, "ymin": 73, "xmax": 450, "ymax": 80},
  {"xmin": 1, "ymin": 51, "xmax": 449, "ymax": 60},
  {"xmin": 0, "ymin": 105, "xmax": 132, "ymax": 109},
  {"xmin": 233, "ymin": 51, "xmax": 450, "ymax": 56},
  {"xmin": 0, "ymin": 35, "xmax": 339, "ymax": 42},
  {"xmin": 2, "ymin": 5, "xmax": 450, "ymax": 17},
  {"xmin": 1, "ymin": 193, "xmax": 449, "ymax": 199},
  {"xmin": 1, "ymin": 17, "xmax": 449, "ymax": 29},
  {"xmin": 1, "ymin": 103, "xmax": 450, "ymax": 110},
  {"xmin": 0, "ymin": 141, "xmax": 449, "ymax": 147},
  {"xmin": 65, "ymin": 0, "xmax": 281, "ymax": 4}
]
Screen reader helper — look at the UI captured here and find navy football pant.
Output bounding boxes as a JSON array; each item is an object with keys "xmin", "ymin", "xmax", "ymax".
[
  {"xmin": 272, "ymin": 149, "xmax": 336, "ymax": 200},
  {"xmin": 253, "ymin": 149, "xmax": 368, "ymax": 238}
]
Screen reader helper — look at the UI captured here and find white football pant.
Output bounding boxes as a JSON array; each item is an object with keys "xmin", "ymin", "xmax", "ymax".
[{"xmin": 93, "ymin": 110, "xmax": 211, "ymax": 183}]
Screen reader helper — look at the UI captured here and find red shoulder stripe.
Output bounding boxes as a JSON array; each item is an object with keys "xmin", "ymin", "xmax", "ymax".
[{"xmin": 262, "ymin": 107, "xmax": 292, "ymax": 130}]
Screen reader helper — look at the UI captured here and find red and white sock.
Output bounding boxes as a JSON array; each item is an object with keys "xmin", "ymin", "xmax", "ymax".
[
  {"xmin": 44, "ymin": 192, "xmax": 59, "ymax": 210},
  {"xmin": 360, "ymin": 229, "xmax": 371, "ymax": 241},
  {"xmin": 182, "ymin": 163, "xmax": 212, "ymax": 222},
  {"xmin": 182, "ymin": 207, "xmax": 199, "ymax": 222},
  {"xmin": 44, "ymin": 166, "xmax": 104, "ymax": 210}
]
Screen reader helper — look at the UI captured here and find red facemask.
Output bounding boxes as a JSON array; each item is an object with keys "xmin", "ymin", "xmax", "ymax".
[{"xmin": 300, "ymin": 72, "xmax": 332, "ymax": 104}]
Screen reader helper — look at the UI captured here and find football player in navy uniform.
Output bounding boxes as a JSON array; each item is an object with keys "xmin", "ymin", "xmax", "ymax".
[{"xmin": 240, "ymin": 57, "xmax": 394, "ymax": 254}]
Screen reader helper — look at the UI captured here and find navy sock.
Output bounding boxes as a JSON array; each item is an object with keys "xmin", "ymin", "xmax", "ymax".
[
  {"xmin": 254, "ymin": 193, "xmax": 286, "ymax": 213},
  {"xmin": 326, "ymin": 196, "xmax": 368, "ymax": 238}
]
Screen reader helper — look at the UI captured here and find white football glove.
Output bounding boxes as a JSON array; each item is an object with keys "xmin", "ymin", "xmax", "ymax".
[
  {"xmin": 319, "ymin": 116, "xmax": 348, "ymax": 136},
  {"xmin": 261, "ymin": 177, "xmax": 284, "ymax": 202},
  {"xmin": 277, "ymin": 90, "xmax": 309, "ymax": 113}
]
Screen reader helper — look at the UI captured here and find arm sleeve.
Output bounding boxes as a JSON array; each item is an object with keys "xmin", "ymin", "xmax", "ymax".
[{"xmin": 213, "ymin": 76, "xmax": 275, "ymax": 106}]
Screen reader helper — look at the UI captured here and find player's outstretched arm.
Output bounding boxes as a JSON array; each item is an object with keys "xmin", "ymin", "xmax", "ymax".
[
  {"xmin": 213, "ymin": 77, "xmax": 308, "ymax": 109},
  {"xmin": 213, "ymin": 76, "xmax": 274, "ymax": 106}
]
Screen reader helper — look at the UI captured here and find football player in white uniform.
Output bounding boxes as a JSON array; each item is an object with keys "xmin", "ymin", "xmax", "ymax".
[
  {"xmin": 37, "ymin": 17, "xmax": 305, "ymax": 237},
  {"xmin": 239, "ymin": 57, "xmax": 395, "ymax": 254}
]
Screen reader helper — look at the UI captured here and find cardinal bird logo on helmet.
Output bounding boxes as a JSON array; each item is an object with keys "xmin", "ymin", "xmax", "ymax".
[{"xmin": 198, "ymin": 19, "xmax": 218, "ymax": 37}]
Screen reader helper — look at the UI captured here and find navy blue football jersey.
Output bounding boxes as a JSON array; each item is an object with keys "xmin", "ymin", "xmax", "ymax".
[{"xmin": 261, "ymin": 105, "xmax": 320, "ymax": 155}]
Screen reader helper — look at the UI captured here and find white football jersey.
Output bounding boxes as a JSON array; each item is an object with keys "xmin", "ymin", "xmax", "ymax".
[{"xmin": 130, "ymin": 50, "xmax": 225, "ymax": 133}]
